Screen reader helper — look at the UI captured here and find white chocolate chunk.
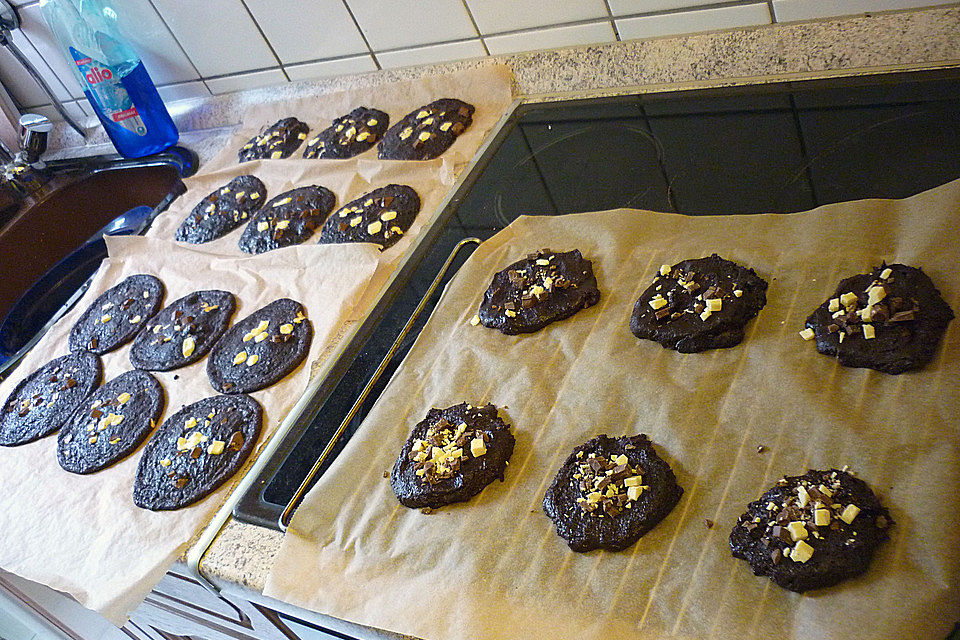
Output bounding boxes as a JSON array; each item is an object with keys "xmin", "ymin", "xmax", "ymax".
[
  {"xmin": 787, "ymin": 521, "xmax": 809, "ymax": 541},
  {"xmin": 839, "ymin": 292, "xmax": 859, "ymax": 308},
  {"xmin": 117, "ymin": 393, "xmax": 131, "ymax": 404},
  {"xmin": 623, "ymin": 475, "xmax": 643, "ymax": 487},
  {"xmin": 799, "ymin": 327, "xmax": 815, "ymax": 341},
  {"xmin": 254, "ymin": 331, "xmax": 268, "ymax": 343},
  {"xmin": 207, "ymin": 440, "xmax": 225, "ymax": 455},
  {"xmin": 182, "ymin": 336, "xmax": 196, "ymax": 357},
  {"xmin": 399, "ymin": 127, "xmax": 413, "ymax": 140},
  {"xmin": 247, "ymin": 354, "xmax": 260, "ymax": 366},
  {"xmin": 250, "ymin": 192, "xmax": 260, "ymax": 200},
  {"xmin": 380, "ymin": 210, "xmax": 397, "ymax": 221},
  {"xmin": 350, "ymin": 215, "xmax": 363, "ymax": 228},
  {"xmin": 469, "ymin": 314, "xmax": 480, "ymax": 326},
  {"xmin": 367, "ymin": 221, "xmax": 383, "ymax": 235},
  {"xmin": 418, "ymin": 131, "xmax": 431, "ymax": 142},
  {"xmin": 817, "ymin": 484, "xmax": 834, "ymax": 497},
  {"xmin": 627, "ymin": 485, "xmax": 643, "ymax": 501},
  {"xmin": 814, "ymin": 508, "xmax": 831, "ymax": 526},
  {"xmin": 790, "ymin": 539, "xmax": 814, "ymax": 563},
  {"xmin": 279, "ymin": 323, "xmax": 294, "ymax": 334},
  {"xmin": 797, "ymin": 485, "xmax": 810, "ymax": 507},
  {"xmin": 649, "ymin": 295, "xmax": 668, "ymax": 310},
  {"xmin": 185, "ymin": 417, "xmax": 198, "ymax": 429},
  {"xmin": 707, "ymin": 298, "xmax": 722, "ymax": 312},
  {"xmin": 867, "ymin": 285, "xmax": 886, "ymax": 306},
  {"xmin": 536, "ymin": 258, "xmax": 550, "ymax": 266},
  {"xmin": 275, "ymin": 220, "xmax": 290, "ymax": 230},
  {"xmin": 160, "ymin": 459, "xmax": 171, "ymax": 467},
  {"xmin": 840, "ymin": 504, "xmax": 860, "ymax": 524},
  {"xmin": 659, "ymin": 264, "xmax": 672, "ymax": 276},
  {"xmin": 862, "ymin": 324, "xmax": 876, "ymax": 340},
  {"xmin": 233, "ymin": 351, "xmax": 248, "ymax": 365},
  {"xmin": 270, "ymin": 151, "xmax": 282, "ymax": 159},
  {"xmin": 440, "ymin": 121, "xmax": 452, "ymax": 131},
  {"xmin": 734, "ymin": 289, "xmax": 743, "ymax": 297},
  {"xmin": 130, "ymin": 315, "xmax": 141, "ymax": 324},
  {"xmin": 700, "ymin": 309, "xmax": 712, "ymax": 321},
  {"xmin": 880, "ymin": 267, "xmax": 893, "ymax": 280},
  {"xmin": 470, "ymin": 437, "xmax": 487, "ymax": 457},
  {"xmin": 101, "ymin": 314, "xmax": 112, "ymax": 323},
  {"xmin": 828, "ymin": 298, "xmax": 840, "ymax": 312},
  {"xmin": 297, "ymin": 132, "xmax": 307, "ymax": 140},
  {"xmin": 273, "ymin": 197, "xmax": 292, "ymax": 207},
  {"xmin": 257, "ymin": 221, "xmax": 269, "ymax": 232}
]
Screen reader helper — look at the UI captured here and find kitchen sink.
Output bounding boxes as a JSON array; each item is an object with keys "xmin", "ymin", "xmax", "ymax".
[{"xmin": 0, "ymin": 147, "xmax": 197, "ymax": 373}]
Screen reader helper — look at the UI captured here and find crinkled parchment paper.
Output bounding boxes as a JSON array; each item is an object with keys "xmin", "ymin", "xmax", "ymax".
[
  {"xmin": 198, "ymin": 65, "xmax": 513, "ymax": 176},
  {"xmin": 0, "ymin": 234, "xmax": 379, "ymax": 624},
  {"xmin": 265, "ymin": 178, "xmax": 960, "ymax": 640}
]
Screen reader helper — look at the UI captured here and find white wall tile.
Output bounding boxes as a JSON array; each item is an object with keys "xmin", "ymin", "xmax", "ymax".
[
  {"xmin": 616, "ymin": 3, "xmax": 770, "ymax": 41},
  {"xmin": 0, "ymin": 45, "xmax": 53, "ymax": 108},
  {"xmin": 376, "ymin": 40, "xmax": 485, "ymax": 69},
  {"xmin": 15, "ymin": 4, "xmax": 86, "ymax": 100},
  {"xmin": 466, "ymin": 0, "xmax": 609, "ymax": 34},
  {"xmin": 486, "ymin": 21, "xmax": 616, "ymax": 55},
  {"xmin": 150, "ymin": 0, "xmax": 277, "ymax": 77},
  {"xmin": 157, "ymin": 81, "xmax": 210, "ymax": 104},
  {"xmin": 285, "ymin": 55, "xmax": 378, "ymax": 82},
  {"xmin": 773, "ymin": 0, "xmax": 954, "ymax": 22},
  {"xmin": 345, "ymin": 0, "xmax": 477, "ymax": 50},
  {"xmin": 245, "ymin": 0, "xmax": 368, "ymax": 64},
  {"xmin": 106, "ymin": 0, "xmax": 200, "ymax": 85},
  {"xmin": 608, "ymin": 0, "xmax": 720, "ymax": 17},
  {"xmin": 205, "ymin": 68, "xmax": 287, "ymax": 95}
]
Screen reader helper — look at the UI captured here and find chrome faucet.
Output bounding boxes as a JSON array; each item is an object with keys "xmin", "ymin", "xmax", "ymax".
[{"xmin": 17, "ymin": 113, "xmax": 52, "ymax": 166}]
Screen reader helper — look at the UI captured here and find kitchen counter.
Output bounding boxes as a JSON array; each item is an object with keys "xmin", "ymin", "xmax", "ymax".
[
  {"xmin": 44, "ymin": 4, "xmax": 960, "ymax": 632},
  {"xmin": 196, "ymin": 3, "xmax": 960, "ymax": 596}
]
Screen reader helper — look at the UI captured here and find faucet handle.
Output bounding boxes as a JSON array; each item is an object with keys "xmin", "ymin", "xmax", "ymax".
[{"xmin": 18, "ymin": 113, "xmax": 51, "ymax": 163}]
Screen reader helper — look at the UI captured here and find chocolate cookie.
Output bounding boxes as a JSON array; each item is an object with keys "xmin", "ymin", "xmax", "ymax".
[
  {"xmin": 730, "ymin": 468, "xmax": 893, "ymax": 592},
  {"xmin": 69, "ymin": 274, "xmax": 164, "ymax": 354},
  {"xmin": 129, "ymin": 290, "xmax": 236, "ymax": 371},
  {"xmin": 630, "ymin": 254, "xmax": 768, "ymax": 353},
  {"xmin": 133, "ymin": 394, "xmax": 262, "ymax": 510},
  {"xmin": 378, "ymin": 98, "xmax": 474, "ymax": 161},
  {"xmin": 543, "ymin": 434, "xmax": 682, "ymax": 552},
  {"xmin": 238, "ymin": 117, "xmax": 309, "ymax": 162},
  {"xmin": 57, "ymin": 370, "xmax": 164, "ymax": 474},
  {"xmin": 317, "ymin": 184, "xmax": 420, "ymax": 250},
  {"xmin": 238, "ymin": 186, "xmax": 336, "ymax": 255},
  {"xmin": 391, "ymin": 402, "xmax": 514, "ymax": 509},
  {"xmin": 175, "ymin": 175, "xmax": 267, "ymax": 244},
  {"xmin": 0, "ymin": 352, "xmax": 102, "ymax": 446},
  {"xmin": 303, "ymin": 107, "xmax": 389, "ymax": 160},
  {"xmin": 477, "ymin": 248, "xmax": 600, "ymax": 335},
  {"xmin": 206, "ymin": 298, "xmax": 312, "ymax": 394},
  {"xmin": 801, "ymin": 263, "xmax": 954, "ymax": 374}
]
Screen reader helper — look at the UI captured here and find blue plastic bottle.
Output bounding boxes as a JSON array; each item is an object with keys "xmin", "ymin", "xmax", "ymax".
[{"xmin": 40, "ymin": 0, "xmax": 178, "ymax": 157}]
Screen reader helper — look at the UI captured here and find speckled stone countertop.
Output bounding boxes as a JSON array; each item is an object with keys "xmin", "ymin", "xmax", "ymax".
[{"xmin": 78, "ymin": 3, "xmax": 958, "ymax": 604}]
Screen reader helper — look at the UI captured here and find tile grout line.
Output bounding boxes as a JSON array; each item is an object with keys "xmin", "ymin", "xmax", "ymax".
[
  {"xmin": 144, "ymin": 0, "xmax": 210, "ymax": 95},
  {"xmin": 339, "ymin": 0, "xmax": 382, "ymax": 71},
  {"xmin": 602, "ymin": 0, "xmax": 623, "ymax": 41},
  {"xmin": 237, "ymin": 0, "xmax": 290, "ymax": 82},
  {"xmin": 767, "ymin": 0, "xmax": 779, "ymax": 23},
  {"xmin": 459, "ymin": 0, "xmax": 491, "ymax": 56}
]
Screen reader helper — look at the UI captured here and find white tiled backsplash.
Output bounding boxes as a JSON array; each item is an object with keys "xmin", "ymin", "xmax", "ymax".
[{"xmin": 0, "ymin": 0, "xmax": 953, "ymax": 124}]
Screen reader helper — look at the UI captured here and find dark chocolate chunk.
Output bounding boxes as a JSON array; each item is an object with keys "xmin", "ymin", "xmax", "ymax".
[
  {"xmin": 0, "ymin": 352, "xmax": 102, "ymax": 446},
  {"xmin": 175, "ymin": 175, "xmax": 267, "ymax": 244},
  {"xmin": 803, "ymin": 263, "xmax": 954, "ymax": 374},
  {"xmin": 238, "ymin": 117, "xmax": 309, "ymax": 162},
  {"xmin": 238, "ymin": 186, "xmax": 336, "ymax": 255},
  {"xmin": 730, "ymin": 468, "xmax": 893, "ymax": 592},
  {"xmin": 317, "ymin": 184, "xmax": 420, "ymax": 250},
  {"xmin": 206, "ymin": 298, "xmax": 312, "ymax": 394},
  {"xmin": 391, "ymin": 403, "xmax": 514, "ymax": 509},
  {"xmin": 303, "ymin": 107, "xmax": 389, "ymax": 160},
  {"xmin": 543, "ymin": 434, "xmax": 682, "ymax": 552},
  {"xmin": 378, "ymin": 98, "xmax": 474, "ymax": 161},
  {"xmin": 69, "ymin": 275, "xmax": 164, "ymax": 355},
  {"xmin": 630, "ymin": 254, "xmax": 768, "ymax": 353},
  {"xmin": 133, "ymin": 394, "xmax": 262, "ymax": 510},
  {"xmin": 129, "ymin": 290, "xmax": 236, "ymax": 371},
  {"xmin": 478, "ymin": 248, "xmax": 600, "ymax": 335},
  {"xmin": 57, "ymin": 370, "xmax": 164, "ymax": 474}
]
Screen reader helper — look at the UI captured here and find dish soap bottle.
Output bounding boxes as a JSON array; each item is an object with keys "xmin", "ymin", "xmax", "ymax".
[{"xmin": 40, "ymin": 0, "xmax": 178, "ymax": 157}]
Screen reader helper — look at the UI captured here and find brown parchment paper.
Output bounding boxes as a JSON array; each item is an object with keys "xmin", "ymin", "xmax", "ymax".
[
  {"xmin": 0, "ymin": 234, "xmax": 380, "ymax": 625},
  {"xmin": 264, "ymin": 178, "xmax": 960, "ymax": 640},
  {"xmin": 198, "ymin": 65, "xmax": 514, "ymax": 177}
]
